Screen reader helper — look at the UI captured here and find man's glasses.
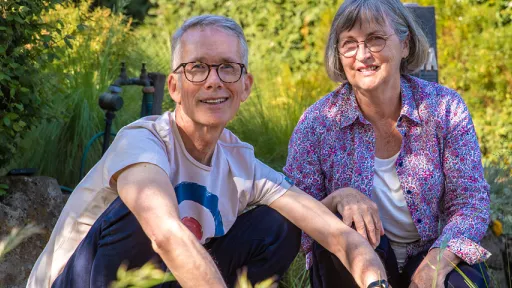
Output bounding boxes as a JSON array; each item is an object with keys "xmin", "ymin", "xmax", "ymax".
[
  {"xmin": 339, "ymin": 34, "xmax": 395, "ymax": 58},
  {"xmin": 173, "ymin": 62, "xmax": 246, "ymax": 83}
]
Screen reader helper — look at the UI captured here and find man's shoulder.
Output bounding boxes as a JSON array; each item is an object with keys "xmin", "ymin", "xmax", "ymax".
[
  {"xmin": 217, "ymin": 128, "xmax": 254, "ymax": 151},
  {"xmin": 119, "ymin": 112, "xmax": 171, "ymax": 139}
]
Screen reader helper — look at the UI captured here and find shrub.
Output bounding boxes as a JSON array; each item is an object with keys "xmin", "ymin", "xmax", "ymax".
[
  {"xmin": 11, "ymin": 1, "xmax": 146, "ymax": 187},
  {"xmin": 0, "ymin": 0, "xmax": 67, "ymax": 168}
]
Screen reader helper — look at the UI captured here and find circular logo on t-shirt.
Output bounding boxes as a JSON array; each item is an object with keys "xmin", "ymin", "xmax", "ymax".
[{"xmin": 174, "ymin": 182, "xmax": 225, "ymax": 243}]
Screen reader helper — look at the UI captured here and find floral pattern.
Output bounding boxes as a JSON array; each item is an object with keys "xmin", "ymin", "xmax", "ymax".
[{"xmin": 284, "ymin": 75, "xmax": 491, "ymax": 268}]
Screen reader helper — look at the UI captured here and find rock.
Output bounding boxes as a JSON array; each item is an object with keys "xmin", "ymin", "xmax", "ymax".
[
  {"xmin": 0, "ymin": 176, "xmax": 68, "ymax": 288},
  {"xmin": 481, "ymin": 230, "xmax": 511, "ymax": 288}
]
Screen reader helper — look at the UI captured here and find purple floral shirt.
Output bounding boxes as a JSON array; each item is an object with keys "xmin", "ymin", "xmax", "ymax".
[{"xmin": 284, "ymin": 75, "xmax": 491, "ymax": 268}]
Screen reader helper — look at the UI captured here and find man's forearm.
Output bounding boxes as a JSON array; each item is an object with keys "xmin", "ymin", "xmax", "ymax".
[
  {"xmin": 151, "ymin": 221, "xmax": 226, "ymax": 288},
  {"xmin": 271, "ymin": 187, "xmax": 387, "ymax": 288}
]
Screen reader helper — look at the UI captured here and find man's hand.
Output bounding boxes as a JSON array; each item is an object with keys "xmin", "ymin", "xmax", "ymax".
[
  {"xmin": 322, "ymin": 187, "xmax": 384, "ymax": 248},
  {"xmin": 409, "ymin": 248, "xmax": 460, "ymax": 288},
  {"xmin": 270, "ymin": 186, "xmax": 388, "ymax": 288}
]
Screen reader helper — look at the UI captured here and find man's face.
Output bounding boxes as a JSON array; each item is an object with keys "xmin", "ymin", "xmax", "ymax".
[{"xmin": 168, "ymin": 27, "xmax": 253, "ymax": 129}]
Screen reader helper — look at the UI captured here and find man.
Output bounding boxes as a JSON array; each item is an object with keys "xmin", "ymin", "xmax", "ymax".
[{"xmin": 28, "ymin": 15, "xmax": 388, "ymax": 288}]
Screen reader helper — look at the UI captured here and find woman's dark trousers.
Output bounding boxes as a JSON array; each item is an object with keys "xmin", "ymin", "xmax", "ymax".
[{"xmin": 310, "ymin": 235, "xmax": 490, "ymax": 288}]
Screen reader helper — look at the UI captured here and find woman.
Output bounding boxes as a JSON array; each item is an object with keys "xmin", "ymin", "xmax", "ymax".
[{"xmin": 284, "ymin": 0, "xmax": 491, "ymax": 287}]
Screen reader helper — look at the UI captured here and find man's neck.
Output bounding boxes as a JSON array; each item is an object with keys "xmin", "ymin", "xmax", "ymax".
[{"xmin": 174, "ymin": 107, "xmax": 224, "ymax": 166}]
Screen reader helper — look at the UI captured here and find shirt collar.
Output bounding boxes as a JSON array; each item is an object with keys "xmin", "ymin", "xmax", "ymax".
[{"xmin": 333, "ymin": 76, "xmax": 422, "ymax": 128}]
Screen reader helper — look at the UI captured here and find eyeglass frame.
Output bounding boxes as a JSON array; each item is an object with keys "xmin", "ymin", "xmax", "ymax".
[
  {"xmin": 338, "ymin": 33, "xmax": 396, "ymax": 58},
  {"xmin": 172, "ymin": 61, "xmax": 247, "ymax": 83}
]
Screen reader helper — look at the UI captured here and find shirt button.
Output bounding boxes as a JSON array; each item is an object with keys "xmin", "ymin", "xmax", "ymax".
[
  {"xmin": 406, "ymin": 190, "xmax": 412, "ymax": 195},
  {"xmin": 398, "ymin": 161, "xmax": 404, "ymax": 167},
  {"xmin": 417, "ymin": 219, "xmax": 422, "ymax": 224}
]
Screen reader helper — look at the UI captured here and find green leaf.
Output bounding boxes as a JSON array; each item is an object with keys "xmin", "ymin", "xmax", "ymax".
[
  {"xmin": 0, "ymin": 26, "xmax": 6, "ymax": 31},
  {"xmin": 77, "ymin": 23, "xmax": 88, "ymax": 31},
  {"xmin": 6, "ymin": 113, "xmax": 19, "ymax": 120},
  {"xmin": 65, "ymin": 34, "xmax": 75, "ymax": 40},
  {"xmin": 0, "ymin": 189, "xmax": 7, "ymax": 197},
  {"xmin": 41, "ymin": 34, "xmax": 52, "ymax": 43},
  {"xmin": 13, "ymin": 123, "xmax": 22, "ymax": 132},
  {"xmin": 64, "ymin": 38, "xmax": 73, "ymax": 49},
  {"xmin": 3, "ymin": 117, "xmax": 11, "ymax": 127},
  {"xmin": 15, "ymin": 104, "xmax": 24, "ymax": 111},
  {"xmin": 0, "ymin": 184, "xmax": 8, "ymax": 189}
]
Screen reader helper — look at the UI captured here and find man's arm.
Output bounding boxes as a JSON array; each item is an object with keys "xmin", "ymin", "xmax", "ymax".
[
  {"xmin": 269, "ymin": 186, "xmax": 387, "ymax": 288},
  {"xmin": 116, "ymin": 163, "xmax": 225, "ymax": 288}
]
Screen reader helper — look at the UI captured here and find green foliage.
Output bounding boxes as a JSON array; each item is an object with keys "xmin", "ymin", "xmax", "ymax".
[
  {"xmin": 0, "ymin": 183, "xmax": 8, "ymax": 197},
  {"xmin": 11, "ymin": 1, "xmax": 149, "ymax": 187},
  {"xmin": 407, "ymin": 0, "xmax": 512, "ymax": 166},
  {"xmin": 0, "ymin": 0, "xmax": 67, "ymax": 168},
  {"xmin": 485, "ymin": 165, "xmax": 512, "ymax": 235},
  {"xmin": 90, "ymin": 0, "xmax": 157, "ymax": 24},
  {"xmin": 111, "ymin": 262, "xmax": 175, "ymax": 288},
  {"xmin": 0, "ymin": 224, "xmax": 43, "ymax": 261}
]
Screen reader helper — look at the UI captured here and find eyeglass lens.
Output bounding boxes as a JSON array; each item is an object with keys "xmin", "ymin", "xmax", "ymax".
[
  {"xmin": 340, "ymin": 36, "xmax": 387, "ymax": 57},
  {"xmin": 184, "ymin": 62, "xmax": 242, "ymax": 83}
]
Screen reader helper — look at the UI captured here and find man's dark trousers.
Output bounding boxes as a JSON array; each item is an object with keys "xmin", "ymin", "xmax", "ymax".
[{"xmin": 52, "ymin": 197, "xmax": 301, "ymax": 288}]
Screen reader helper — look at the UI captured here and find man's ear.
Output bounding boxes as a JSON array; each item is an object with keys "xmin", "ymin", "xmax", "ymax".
[
  {"xmin": 168, "ymin": 73, "xmax": 181, "ymax": 104},
  {"xmin": 240, "ymin": 72, "xmax": 253, "ymax": 102}
]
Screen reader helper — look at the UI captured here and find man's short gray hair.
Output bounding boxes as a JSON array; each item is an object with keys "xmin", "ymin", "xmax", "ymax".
[
  {"xmin": 171, "ymin": 15, "xmax": 249, "ymax": 70},
  {"xmin": 325, "ymin": 0, "xmax": 429, "ymax": 82}
]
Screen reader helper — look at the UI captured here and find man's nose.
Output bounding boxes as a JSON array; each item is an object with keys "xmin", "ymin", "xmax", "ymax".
[{"xmin": 204, "ymin": 67, "xmax": 223, "ymax": 89}]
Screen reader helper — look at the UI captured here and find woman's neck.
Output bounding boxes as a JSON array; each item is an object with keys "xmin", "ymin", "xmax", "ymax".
[{"xmin": 353, "ymin": 79, "xmax": 402, "ymax": 125}]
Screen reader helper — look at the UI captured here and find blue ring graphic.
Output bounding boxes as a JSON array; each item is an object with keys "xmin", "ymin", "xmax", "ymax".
[{"xmin": 174, "ymin": 182, "xmax": 224, "ymax": 237}]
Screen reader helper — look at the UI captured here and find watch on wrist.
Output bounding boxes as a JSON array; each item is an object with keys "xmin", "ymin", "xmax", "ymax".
[{"xmin": 367, "ymin": 279, "xmax": 389, "ymax": 288}]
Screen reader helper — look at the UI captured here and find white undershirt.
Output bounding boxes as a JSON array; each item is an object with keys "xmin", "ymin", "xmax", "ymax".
[{"xmin": 371, "ymin": 152, "xmax": 421, "ymax": 266}]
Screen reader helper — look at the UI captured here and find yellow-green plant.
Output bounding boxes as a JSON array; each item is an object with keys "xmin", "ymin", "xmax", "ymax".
[{"xmin": 0, "ymin": 224, "xmax": 43, "ymax": 261}]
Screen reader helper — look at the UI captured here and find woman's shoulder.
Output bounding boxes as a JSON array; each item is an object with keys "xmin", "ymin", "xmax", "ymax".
[
  {"xmin": 404, "ymin": 75, "xmax": 464, "ymax": 105},
  {"xmin": 404, "ymin": 75, "xmax": 468, "ymax": 119},
  {"xmin": 299, "ymin": 83, "xmax": 352, "ymax": 126}
]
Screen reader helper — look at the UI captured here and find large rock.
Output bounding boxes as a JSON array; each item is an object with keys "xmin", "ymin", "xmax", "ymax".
[{"xmin": 0, "ymin": 176, "xmax": 68, "ymax": 288}]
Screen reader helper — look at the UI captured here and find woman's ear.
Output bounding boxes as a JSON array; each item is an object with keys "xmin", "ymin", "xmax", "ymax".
[{"xmin": 402, "ymin": 34, "xmax": 411, "ymax": 59}]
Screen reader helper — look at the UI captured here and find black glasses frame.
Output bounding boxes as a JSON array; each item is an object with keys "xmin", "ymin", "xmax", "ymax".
[
  {"xmin": 172, "ymin": 62, "xmax": 246, "ymax": 83},
  {"xmin": 339, "ymin": 33, "xmax": 395, "ymax": 58}
]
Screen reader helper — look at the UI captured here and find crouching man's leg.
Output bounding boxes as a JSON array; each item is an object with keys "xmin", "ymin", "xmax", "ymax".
[
  {"xmin": 206, "ymin": 206, "xmax": 301, "ymax": 287},
  {"xmin": 52, "ymin": 197, "xmax": 173, "ymax": 288},
  {"xmin": 52, "ymin": 199, "xmax": 300, "ymax": 288}
]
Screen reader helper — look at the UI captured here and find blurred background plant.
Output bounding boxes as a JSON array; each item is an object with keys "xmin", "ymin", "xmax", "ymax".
[
  {"xmin": 0, "ymin": 224, "xmax": 43, "ymax": 261},
  {"xmin": 1, "ymin": 0, "xmax": 511, "ymax": 287}
]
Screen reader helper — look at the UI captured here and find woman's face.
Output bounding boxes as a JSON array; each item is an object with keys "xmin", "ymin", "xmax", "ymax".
[{"xmin": 338, "ymin": 19, "xmax": 409, "ymax": 93}]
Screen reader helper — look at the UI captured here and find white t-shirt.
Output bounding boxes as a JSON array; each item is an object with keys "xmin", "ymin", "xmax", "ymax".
[
  {"xmin": 27, "ymin": 111, "xmax": 292, "ymax": 288},
  {"xmin": 371, "ymin": 152, "xmax": 420, "ymax": 265}
]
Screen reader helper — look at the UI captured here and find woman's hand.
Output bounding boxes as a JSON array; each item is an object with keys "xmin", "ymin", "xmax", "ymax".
[
  {"xmin": 409, "ymin": 248, "xmax": 460, "ymax": 288},
  {"xmin": 322, "ymin": 187, "xmax": 384, "ymax": 248}
]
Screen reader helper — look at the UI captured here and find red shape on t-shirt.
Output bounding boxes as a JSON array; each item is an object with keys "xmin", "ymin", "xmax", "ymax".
[{"xmin": 181, "ymin": 217, "xmax": 203, "ymax": 240}]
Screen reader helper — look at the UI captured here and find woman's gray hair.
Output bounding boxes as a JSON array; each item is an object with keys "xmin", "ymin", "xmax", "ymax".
[
  {"xmin": 325, "ymin": 0, "xmax": 429, "ymax": 82},
  {"xmin": 171, "ymin": 15, "xmax": 249, "ymax": 70}
]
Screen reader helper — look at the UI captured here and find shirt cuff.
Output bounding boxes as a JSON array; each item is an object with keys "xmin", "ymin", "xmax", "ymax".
[{"xmin": 431, "ymin": 235, "xmax": 491, "ymax": 265}]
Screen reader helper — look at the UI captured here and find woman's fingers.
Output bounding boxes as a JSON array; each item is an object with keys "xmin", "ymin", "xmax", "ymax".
[
  {"xmin": 363, "ymin": 212, "xmax": 379, "ymax": 248},
  {"xmin": 352, "ymin": 213, "xmax": 368, "ymax": 241}
]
